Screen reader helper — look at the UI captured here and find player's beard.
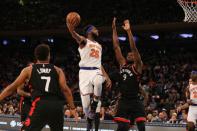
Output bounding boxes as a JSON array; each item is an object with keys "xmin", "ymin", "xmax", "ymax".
[
  {"xmin": 92, "ymin": 33, "xmax": 99, "ymax": 41},
  {"xmin": 127, "ymin": 60, "xmax": 134, "ymax": 64}
]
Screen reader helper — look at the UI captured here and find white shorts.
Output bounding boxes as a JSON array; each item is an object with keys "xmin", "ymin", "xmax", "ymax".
[
  {"xmin": 187, "ymin": 105, "xmax": 197, "ymax": 124},
  {"xmin": 79, "ymin": 69, "xmax": 105, "ymax": 96}
]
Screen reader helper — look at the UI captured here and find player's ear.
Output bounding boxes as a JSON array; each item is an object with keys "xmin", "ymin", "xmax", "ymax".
[{"xmin": 48, "ymin": 53, "xmax": 50, "ymax": 61}]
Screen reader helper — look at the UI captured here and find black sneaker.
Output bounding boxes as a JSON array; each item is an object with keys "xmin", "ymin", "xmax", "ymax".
[{"xmin": 87, "ymin": 117, "xmax": 93, "ymax": 131}]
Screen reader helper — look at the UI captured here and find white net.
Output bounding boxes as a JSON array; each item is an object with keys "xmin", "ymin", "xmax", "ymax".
[{"xmin": 177, "ymin": 0, "xmax": 197, "ymax": 22}]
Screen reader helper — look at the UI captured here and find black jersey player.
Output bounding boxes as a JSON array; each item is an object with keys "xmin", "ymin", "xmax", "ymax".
[
  {"xmin": 112, "ymin": 18, "xmax": 147, "ymax": 131},
  {"xmin": 17, "ymin": 79, "xmax": 32, "ymax": 131},
  {"xmin": 0, "ymin": 44, "xmax": 78, "ymax": 131}
]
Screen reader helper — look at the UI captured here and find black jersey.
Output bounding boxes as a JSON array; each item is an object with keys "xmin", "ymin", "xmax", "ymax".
[
  {"xmin": 21, "ymin": 82, "xmax": 32, "ymax": 103},
  {"xmin": 119, "ymin": 63, "xmax": 141, "ymax": 100},
  {"xmin": 29, "ymin": 64, "xmax": 62, "ymax": 99}
]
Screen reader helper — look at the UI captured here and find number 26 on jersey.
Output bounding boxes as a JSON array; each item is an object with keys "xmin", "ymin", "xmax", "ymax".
[{"xmin": 90, "ymin": 49, "xmax": 99, "ymax": 59}]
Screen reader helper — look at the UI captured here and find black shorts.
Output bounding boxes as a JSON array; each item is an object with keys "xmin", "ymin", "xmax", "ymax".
[
  {"xmin": 23, "ymin": 96, "xmax": 64, "ymax": 131},
  {"xmin": 114, "ymin": 99, "xmax": 146, "ymax": 125}
]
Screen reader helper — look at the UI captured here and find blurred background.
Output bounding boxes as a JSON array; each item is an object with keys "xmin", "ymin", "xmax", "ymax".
[{"xmin": 0, "ymin": 0, "xmax": 197, "ymax": 126}]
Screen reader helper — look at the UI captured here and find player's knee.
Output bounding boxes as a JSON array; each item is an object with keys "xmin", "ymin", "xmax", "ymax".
[
  {"xmin": 136, "ymin": 121, "xmax": 145, "ymax": 131},
  {"xmin": 94, "ymin": 77, "xmax": 103, "ymax": 88},
  {"xmin": 187, "ymin": 122, "xmax": 195, "ymax": 131}
]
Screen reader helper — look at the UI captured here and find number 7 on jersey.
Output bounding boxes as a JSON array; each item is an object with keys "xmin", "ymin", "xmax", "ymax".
[{"xmin": 41, "ymin": 76, "xmax": 51, "ymax": 92}]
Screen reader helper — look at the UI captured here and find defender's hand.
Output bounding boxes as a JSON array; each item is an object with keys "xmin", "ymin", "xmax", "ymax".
[
  {"xmin": 106, "ymin": 78, "xmax": 112, "ymax": 90},
  {"xmin": 70, "ymin": 109, "xmax": 79, "ymax": 123},
  {"xmin": 122, "ymin": 19, "xmax": 131, "ymax": 31},
  {"xmin": 112, "ymin": 17, "xmax": 117, "ymax": 29}
]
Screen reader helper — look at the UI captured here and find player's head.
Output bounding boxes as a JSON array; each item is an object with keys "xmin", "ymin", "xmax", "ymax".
[
  {"xmin": 34, "ymin": 44, "xmax": 50, "ymax": 62},
  {"xmin": 190, "ymin": 71, "xmax": 197, "ymax": 82},
  {"xmin": 27, "ymin": 62, "xmax": 34, "ymax": 66},
  {"xmin": 126, "ymin": 52, "xmax": 135, "ymax": 63},
  {"xmin": 84, "ymin": 25, "xmax": 99, "ymax": 38}
]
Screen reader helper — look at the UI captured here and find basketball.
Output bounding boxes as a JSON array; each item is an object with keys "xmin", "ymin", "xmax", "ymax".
[{"xmin": 66, "ymin": 12, "xmax": 81, "ymax": 27}]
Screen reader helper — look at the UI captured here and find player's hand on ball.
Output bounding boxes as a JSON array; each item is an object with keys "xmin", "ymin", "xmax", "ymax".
[
  {"xmin": 70, "ymin": 109, "xmax": 79, "ymax": 123},
  {"xmin": 66, "ymin": 22, "xmax": 75, "ymax": 32},
  {"xmin": 112, "ymin": 17, "xmax": 117, "ymax": 29},
  {"xmin": 122, "ymin": 19, "xmax": 131, "ymax": 31}
]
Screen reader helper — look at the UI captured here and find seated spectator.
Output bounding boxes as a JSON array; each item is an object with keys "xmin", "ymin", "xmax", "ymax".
[
  {"xmin": 167, "ymin": 113, "xmax": 178, "ymax": 124},
  {"xmin": 146, "ymin": 113, "xmax": 153, "ymax": 122},
  {"xmin": 151, "ymin": 110, "xmax": 159, "ymax": 122}
]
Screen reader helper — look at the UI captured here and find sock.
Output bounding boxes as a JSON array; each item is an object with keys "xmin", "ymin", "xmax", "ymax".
[{"xmin": 91, "ymin": 99, "xmax": 98, "ymax": 112}]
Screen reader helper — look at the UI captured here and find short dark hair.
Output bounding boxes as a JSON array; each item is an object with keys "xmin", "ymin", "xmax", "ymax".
[{"xmin": 34, "ymin": 44, "xmax": 50, "ymax": 61}]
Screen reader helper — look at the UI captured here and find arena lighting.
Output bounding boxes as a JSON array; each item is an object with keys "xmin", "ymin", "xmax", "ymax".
[
  {"xmin": 118, "ymin": 36, "xmax": 126, "ymax": 41},
  {"xmin": 150, "ymin": 35, "xmax": 159, "ymax": 40},
  {"xmin": 2, "ymin": 40, "xmax": 8, "ymax": 45},
  {"xmin": 21, "ymin": 38, "xmax": 26, "ymax": 43},
  {"xmin": 133, "ymin": 36, "xmax": 138, "ymax": 42},
  {"xmin": 179, "ymin": 33, "xmax": 193, "ymax": 38},
  {"xmin": 47, "ymin": 38, "xmax": 54, "ymax": 43}
]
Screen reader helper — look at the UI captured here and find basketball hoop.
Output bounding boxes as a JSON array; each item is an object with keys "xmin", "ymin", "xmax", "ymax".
[{"xmin": 177, "ymin": 0, "xmax": 197, "ymax": 22}]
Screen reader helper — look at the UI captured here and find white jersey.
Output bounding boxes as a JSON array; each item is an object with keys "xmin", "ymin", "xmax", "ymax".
[
  {"xmin": 78, "ymin": 39, "xmax": 102, "ymax": 68},
  {"xmin": 189, "ymin": 83, "xmax": 197, "ymax": 104}
]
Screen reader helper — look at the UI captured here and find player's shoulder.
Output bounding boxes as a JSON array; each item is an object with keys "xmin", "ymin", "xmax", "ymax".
[{"xmin": 22, "ymin": 65, "xmax": 32, "ymax": 72}]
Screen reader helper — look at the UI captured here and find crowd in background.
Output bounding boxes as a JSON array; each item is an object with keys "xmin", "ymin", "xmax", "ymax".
[
  {"xmin": 0, "ymin": 0, "xmax": 183, "ymax": 30},
  {"xmin": 0, "ymin": 39, "xmax": 196, "ymax": 124}
]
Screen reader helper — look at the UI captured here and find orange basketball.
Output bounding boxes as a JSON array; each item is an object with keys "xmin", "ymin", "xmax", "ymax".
[{"xmin": 66, "ymin": 12, "xmax": 81, "ymax": 27}]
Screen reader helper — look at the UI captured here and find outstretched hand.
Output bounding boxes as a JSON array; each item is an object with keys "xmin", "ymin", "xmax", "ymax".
[
  {"xmin": 105, "ymin": 77, "xmax": 112, "ymax": 90},
  {"xmin": 122, "ymin": 19, "xmax": 131, "ymax": 31},
  {"xmin": 112, "ymin": 17, "xmax": 117, "ymax": 29}
]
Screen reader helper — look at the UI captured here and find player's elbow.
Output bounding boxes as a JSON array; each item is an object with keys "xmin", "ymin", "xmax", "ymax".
[{"xmin": 16, "ymin": 88, "xmax": 20, "ymax": 94}]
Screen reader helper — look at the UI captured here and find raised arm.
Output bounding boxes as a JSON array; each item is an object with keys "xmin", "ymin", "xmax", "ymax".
[
  {"xmin": 112, "ymin": 17, "xmax": 126, "ymax": 66},
  {"xmin": 122, "ymin": 20, "xmax": 143, "ymax": 73},
  {"xmin": 67, "ymin": 23, "xmax": 87, "ymax": 48},
  {"xmin": 0, "ymin": 67, "xmax": 30, "ymax": 101}
]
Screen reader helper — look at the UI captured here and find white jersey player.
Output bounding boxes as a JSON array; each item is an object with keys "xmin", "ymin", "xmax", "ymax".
[
  {"xmin": 182, "ymin": 71, "xmax": 197, "ymax": 131},
  {"xmin": 67, "ymin": 23, "xmax": 111, "ymax": 131}
]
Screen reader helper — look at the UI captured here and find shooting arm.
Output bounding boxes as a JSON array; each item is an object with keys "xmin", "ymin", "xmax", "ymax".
[{"xmin": 67, "ymin": 23, "xmax": 86, "ymax": 46}]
